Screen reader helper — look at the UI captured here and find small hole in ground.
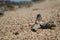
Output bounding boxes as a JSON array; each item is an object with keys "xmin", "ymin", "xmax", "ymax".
[
  {"xmin": 0, "ymin": 12, "xmax": 4, "ymax": 17},
  {"xmin": 13, "ymin": 32, "xmax": 19, "ymax": 35}
]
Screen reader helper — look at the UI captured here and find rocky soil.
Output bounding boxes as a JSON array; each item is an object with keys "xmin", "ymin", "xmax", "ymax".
[{"xmin": 0, "ymin": 0, "xmax": 60, "ymax": 40}]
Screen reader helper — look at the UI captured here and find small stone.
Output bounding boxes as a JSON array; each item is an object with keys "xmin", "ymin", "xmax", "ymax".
[{"xmin": 31, "ymin": 24, "xmax": 40, "ymax": 32}]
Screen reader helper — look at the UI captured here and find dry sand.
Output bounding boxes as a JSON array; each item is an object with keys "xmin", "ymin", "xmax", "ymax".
[{"xmin": 0, "ymin": 0, "xmax": 60, "ymax": 40}]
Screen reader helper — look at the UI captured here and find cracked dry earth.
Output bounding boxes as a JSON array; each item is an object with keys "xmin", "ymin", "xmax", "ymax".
[{"xmin": 0, "ymin": 0, "xmax": 60, "ymax": 40}]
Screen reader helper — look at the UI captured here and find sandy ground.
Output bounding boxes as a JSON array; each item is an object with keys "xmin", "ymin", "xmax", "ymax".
[{"xmin": 0, "ymin": 0, "xmax": 60, "ymax": 40}]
